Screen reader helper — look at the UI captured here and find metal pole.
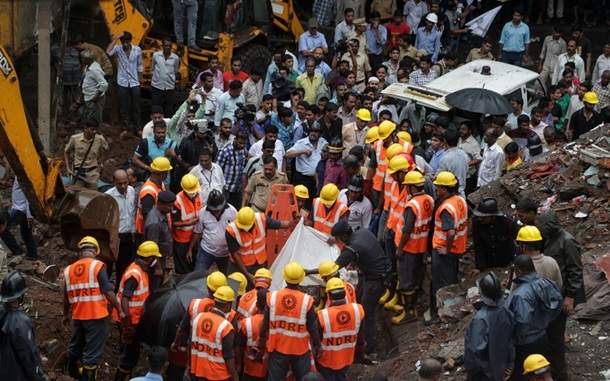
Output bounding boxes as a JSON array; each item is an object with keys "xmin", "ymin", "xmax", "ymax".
[{"xmin": 37, "ymin": 0, "xmax": 51, "ymax": 153}]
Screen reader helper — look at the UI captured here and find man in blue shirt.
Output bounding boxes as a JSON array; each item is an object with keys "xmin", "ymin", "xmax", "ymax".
[
  {"xmin": 132, "ymin": 121, "xmax": 177, "ymax": 186},
  {"xmin": 129, "ymin": 346, "xmax": 167, "ymax": 381},
  {"xmin": 499, "ymin": 9, "xmax": 530, "ymax": 66},
  {"xmin": 415, "ymin": 13, "xmax": 442, "ymax": 62},
  {"xmin": 365, "ymin": 11, "xmax": 388, "ymax": 70},
  {"xmin": 298, "ymin": 18, "xmax": 329, "ymax": 65}
]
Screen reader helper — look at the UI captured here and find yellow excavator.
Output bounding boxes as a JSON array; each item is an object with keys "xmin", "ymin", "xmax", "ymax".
[
  {"xmin": 0, "ymin": 45, "xmax": 119, "ymax": 261},
  {"xmin": 98, "ymin": 0, "xmax": 304, "ymax": 88}
]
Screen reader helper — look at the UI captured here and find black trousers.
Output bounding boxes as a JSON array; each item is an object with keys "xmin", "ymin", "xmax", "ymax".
[
  {"xmin": 547, "ymin": 311, "xmax": 568, "ymax": 381},
  {"xmin": 173, "ymin": 241, "xmax": 194, "ymax": 275},
  {"xmin": 267, "ymin": 351, "xmax": 311, "ymax": 381},
  {"xmin": 318, "ymin": 364, "xmax": 348, "ymax": 381},
  {"xmin": 116, "ymin": 84, "xmax": 141, "ymax": 132},
  {"xmin": 68, "ymin": 318, "xmax": 108, "ymax": 366},
  {"xmin": 397, "ymin": 253, "xmax": 425, "ymax": 292},
  {"xmin": 151, "ymin": 87, "xmax": 175, "ymax": 116},
  {"xmin": 511, "ymin": 334, "xmax": 551, "ymax": 381},
  {"xmin": 105, "ymin": 233, "xmax": 135, "ymax": 290},
  {"xmin": 430, "ymin": 250, "xmax": 460, "ymax": 316},
  {"xmin": 0, "ymin": 209, "xmax": 37, "ymax": 258},
  {"xmin": 360, "ymin": 278, "xmax": 385, "ymax": 354}
]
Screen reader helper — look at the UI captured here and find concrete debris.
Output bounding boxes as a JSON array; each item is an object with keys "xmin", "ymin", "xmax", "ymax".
[
  {"xmin": 590, "ymin": 321, "xmax": 604, "ymax": 336},
  {"xmin": 437, "ymin": 339, "xmax": 464, "ymax": 362},
  {"xmin": 8, "ymin": 255, "xmax": 24, "ymax": 267}
]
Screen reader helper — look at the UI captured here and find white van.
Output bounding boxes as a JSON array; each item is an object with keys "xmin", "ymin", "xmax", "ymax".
[{"xmin": 382, "ymin": 60, "xmax": 543, "ymax": 113}]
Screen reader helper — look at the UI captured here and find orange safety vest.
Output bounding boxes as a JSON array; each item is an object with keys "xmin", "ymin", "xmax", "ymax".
[
  {"xmin": 401, "ymin": 141, "xmax": 414, "ymax": 155},
  {"xmin": 324, "ymin": 281, "xmax": 357, "ymax": 308},
  {"xmin": 312, "ymin": 198, "xmax": 349, "ymax": 236},
  {"xmin": 386, "ymin": 184, "xmax": 408, "ymax": 230},
  {"xmin": 64, "ymin": 258, "xmax": 109, "ymax": 320},
  {"xmin": 237, "ymin": 288, "xmax": 260, "ymax": 320},
  {"xmin": 226, "ymin": 212, "xmax": 268, "ymax": 266},
  {"xmin": 190, "ymin": 311, "xmax": 234, "ymax": 380},
  {"xmin": 372, "ymin": 141, "xmax": 387, "ymax": 192},
  {"xmin": 113, "ymin": 262, "xmax": 150, "ymax": 325},
  {"xmin": 266, "ymin": 288, "xmax": 314, "ymax": 355},
  {"xmin": 382, "ymin": 169, "xmax": 398, "ymax": 212},
  {"xmin": 135, "ymin": 179, "xmax": 165, "ymax": 234},
  {"xmin": 432, "ymin": 195, "xmax": 468, "ymax": 254},
  {"xmin": 173, "ymin": 191, "xmax": 203, "ymax": 243},
  {"xmin": 239, "ymin": 314, "xmax": 267, "ymax": 378},
  {"xmin": 395, "ymin": 193, "xmax": 434, "ymax": 254},
  {"xmin": 317, "ymin": 302, "xmax": 364, "ymax": 370}
]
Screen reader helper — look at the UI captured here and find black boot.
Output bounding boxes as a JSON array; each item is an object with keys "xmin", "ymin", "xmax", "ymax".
[
  {"xmin": 66, "ymin": 356, "xmax": 80, "ymax": 379},
  {"xmin": 80, "ymin": 365, "xmax": 97, "ymax": 381}
]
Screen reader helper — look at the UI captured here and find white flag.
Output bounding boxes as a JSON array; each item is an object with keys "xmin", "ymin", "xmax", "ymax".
[{"xmin": 466, "ymin": 5, "xmax": 502, "ymax": 37}]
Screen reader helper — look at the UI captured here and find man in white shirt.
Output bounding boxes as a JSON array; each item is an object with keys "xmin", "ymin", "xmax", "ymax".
[
  {"xmin": 194, "ymin": 71, "xmax": 223, "ymax": 119},
  {"xmin": 248, "ymin": 124, "xmax": 286, "ymax": 171},
  {"xmin": 335, "ymin": 8, "xmax": 356, "ymax": 45},
  {"xmin": 151, "ymin": 39, "xmax": 180, "ymax": 116},
  {"xmin": 242, "ymin": 69, "xmax": 264, "ymax": 108},
  {"xmin": 188, "ymin": 147, "xmax": 225, "ymax": 203},
  {"xmin": 552, "ymin": 38, "xmax": 585, "ymax": 85},
  {"xmin": 338, "ymin": 174, "xmax": 372, "ymax": 231},
  {"xmin": 529, "ymin": 106, "xmax": 549, "ymax": 145},
  {"xmin": 214, "ymin": 80, "xmax": 245, "ymax": 126},
  {"xmin": 592, "ymin": 43, "xmax": 610, "ymax": 85},
  {"xmin": 188, "ymin": 190, "xmax": 237, "ymax": 273},
  {"xmin": 477, "ymin": 128, "xmax": 505, "ymax": 188},
  {"xmin": 104, "ymin": 169, "xmax": 136, "ymax": 283},
  {"xmin": 80, "ymin": 49, "xmax": 108, "ymax": 124}
]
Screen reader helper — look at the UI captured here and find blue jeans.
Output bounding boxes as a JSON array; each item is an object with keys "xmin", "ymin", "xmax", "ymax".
[
  {"xmin": 195, "ymin": 246, "xmax": 228, "ymax": 273},
  {"xmin": 501, "ymin": 50, "xmax": 524, "ymax": 66},
  {"xmin": 1, "ymin": 209, "xmax": 37, "ymax": 258},
  {"xmin": 172, "ymin": 0, "xmax": 198, "ymax": 46}
]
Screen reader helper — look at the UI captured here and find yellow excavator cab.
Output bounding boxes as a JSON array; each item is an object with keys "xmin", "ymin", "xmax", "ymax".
[{"xmin": 0, "ymin": 46, "xmax": 119, "ymax": 261}]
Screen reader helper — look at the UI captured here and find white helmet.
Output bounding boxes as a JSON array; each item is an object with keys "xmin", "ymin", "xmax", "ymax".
[{"xmin": 425, "ymin": 13, "xmax": 438, "ymax": 24}]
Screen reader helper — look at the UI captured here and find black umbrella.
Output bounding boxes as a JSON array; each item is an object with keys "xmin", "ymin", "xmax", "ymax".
[{"xmin": 445, "ymin": 88, "xmax": 513, "ymax": 115}]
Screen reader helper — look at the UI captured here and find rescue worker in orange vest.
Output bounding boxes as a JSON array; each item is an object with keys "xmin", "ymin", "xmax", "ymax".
[
  {"xmin": 316, "ymin": 278, "xmax": 365, "ymax": 381},
  {"xmin": 259, "ymin": 262, "xmax": 321, "ymax": 381},
  {"xmin": 310, "ymin": 183, "xmax": 349, "ymax": 237},
  {"xmin": 367, "ymin": 120, "xmax": 396, "ymax": 216},
  {"xmin": 135, "ymin": 156, "xmax": 172, "ymax": 236},
  {"xmin": 229, "ymin": 271, "xmax": 248, "ymax": 307},
  {"xmin": 429, "ymin": 171, "xmax": 468, "ymax": 324},
  {"xmin": 380, "ymin": 154, "xmax": 414, "ymax": 313},
  {"xmin": 392, "ymin": 171, "xmax": 434, "ymax": 325},
  {"xmin": 113, "ymin": 241, "xmax": 161, "ymax": 381},
  {"xmin": 236, "ymin": 287, "xmax": 269, "ymax": 380},
  {"xmin": 225, "ymin": 206, "xmax": 289, "ymax": 286},
  {"xmin": 294, "ymin": 184, "xmax": 311, "ymax": 221},
  {"xmin": 397, "ymin": 131, "xmax": 414, "ymax": 155},
  {"xmin": 172, "ymin": 174, "xmax": 203, "ymax": 275},
  {"xmin": 189, "ymin": 285, "xmax": 240, "ymax": 381},
  {"xmin": 237, "ymin": 268, "xmax": 272, "ymax": 320},
  {"xmin": 63, "ymin": 236, "xmax": 123, "ymax": 381},
  {"xmin": 317, "ymin": 260, "xmax": 357, "ymax": 308},
  {"xmin": 375, "ymin": 142, "xmax": 403, "ymax": 244}
]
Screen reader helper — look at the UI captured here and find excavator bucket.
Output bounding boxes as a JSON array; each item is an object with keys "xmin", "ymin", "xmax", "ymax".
[{"xmin": 58, "ymin": 188, "xmax": 120, "ymax": 262}]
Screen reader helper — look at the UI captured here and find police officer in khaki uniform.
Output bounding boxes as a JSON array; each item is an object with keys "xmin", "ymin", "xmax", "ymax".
[{"xmin": 63, "ymin": 119, "xmax": 109, "ymax": 189}]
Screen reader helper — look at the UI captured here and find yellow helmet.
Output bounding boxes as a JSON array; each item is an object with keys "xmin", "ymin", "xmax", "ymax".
[
  {"xmin": 294, "ymin": 184, "xmax": 310, "ymax": 199},
  {"xmin": 516, "ymin": 225, "xmax": 543, "ymax": 242},
  {"xmin": 320, "ymin": 183, "xmax": 339, "ymax": 206},
  {"xmin": 388, "ymin": 155, "xmax": 410, "ymax": 174},
  {"xmin": 150, "ymin": 156, "xmax": 173, "ymax": 172},
  {"xmin": 254, "ymin": 268, "xmax": 273, "ymax": 280},
  {"xmin": 180, "ymin": 173, "xmax": 200, "ymax": 194},
  {"xmin": 206, "ymin": 271, "xmax": 228, "ymax": 292},
  {"xmin": 136, "ymin": 240, "xmax": 162, "ymax": 258},
  {"xmin": 582, "ymin": 91, "xmax": 599, "ymax": 105},
  {"xmin": 403, "ymin": 170, "xmax": 425, "ymax": 186},
  {"xmin": 228, "ymin": 272, "xmax": 248, "ymax": 296},
  {"xmin": 283, "ymin": 261, "xmax": 305, "ymax": 285},
  {"xmin": 397, "ymin": 131, "xmax": 412, "ymax": 144},
  {"xmin": 213, "ymin": 285, "xmax": 235, "ymax": 303},
  {"xmin": 236, "ymin": 207, "xmax": 256, "ymax": 230},
  {"xmin": 378, "ymin": 120, "xmax": 396, "ymax": 140},
  {"xmin": 356, "ymin": 108, "xmax": 372, "ymax": 122},
  {"xmin": 325, "ymin": 277, "xmax": 345, "ymax": 293},
  {"xmin": 78, "ymin": 236, "xmax": 100, "ymax": 255},
  {"xmin": 385, "ymin": 143, "xmax": 404, "ymax": 161},
  {"xmin": 433, "ymin": 171, "xmax": 458, "ymax": 187},
  {"xmin": 365, "ymin": 126, "xmax": 379, "ymax": 144},
  {"xmin": 318, "ymin": 260, "xmax": 340, "ymax": 278},
  {"xmin": 522, "ymin": 354, "xmax": 551, "ymax": 375}
]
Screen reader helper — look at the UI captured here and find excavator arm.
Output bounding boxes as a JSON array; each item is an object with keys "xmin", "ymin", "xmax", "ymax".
[
  {"xmin": 0, "ymin": 46, "xmax": 119, "ymax": 261},
  {"xmin": 98, "ymin": 0, "xmax": 152, "ymax": 45}
]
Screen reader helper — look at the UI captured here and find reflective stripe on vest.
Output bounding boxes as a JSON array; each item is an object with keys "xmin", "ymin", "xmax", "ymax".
[
  {"xmin": 318, "ymin": 303, "xmax": 363, "ymax": 370},
  {"xmin": 383, "ymin": 172, "xmax": 398, "ymax": 212},
  {"xmin": 190, "ymin": 313, "xmax": 233, "ymax": 379},
  {"xmin": 372, "ymin": 141, "xmax": 387, "ymax": 191},
  {"xmin": 324, "ymin": 282, "xmax": 357, "ymax": 308},
  {"xmin": 241, "ymin": 314, "xmax": 267, "ymax": 377},
  {"xmin": 313, "ymin": 198, "xmax": 348, "ymax": 236},
  {"xmin": 432, "ymin": 195, "xmax": 468, "ymax": 254},
  {"xmin": 173, "ymin": 191, "xmax": 202, "ymax": 242},
  {"xmin": 135, "ymin": 180, "xmax": 164, "ymax": 234},
  {"xmin": 113, "ymin": 263, "xmax": 150, "ymax": 325},
  {"xmin": 395, "ymin": 194, "xmax": 434, "ymax": 253},
  {"xmin": 267, "ymin": 289, "xmax": 313, "ymax": 355},
  {"xmin": 387, "ymin": 186, "xmax": 408, "ymax": 230},
  {"xmin": 237, "ymin": 289, "xmax": 258, "ymax": 319},
  {"xmin": 227, "ymin": 213, "xmax": 267, "ymax": 266},
  {"xmin": 64, "ymin": 258, "xmax": 108, "ymax": 320}
]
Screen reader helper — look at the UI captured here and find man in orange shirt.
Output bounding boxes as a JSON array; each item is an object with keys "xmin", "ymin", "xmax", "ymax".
[{"xmin": 223, "ymin": 56, "xmax": 249, "ymax": 90}]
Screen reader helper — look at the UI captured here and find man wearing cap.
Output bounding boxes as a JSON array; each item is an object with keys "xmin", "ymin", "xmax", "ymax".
[
  {"xmin": 343, "ymin": 108, "xmax": 371, "ymax": 155},
  {"xmin": 415, "ymin": 13, "xmax": 441, "ymax": 62},
  {"xmin": 339, "ymin": 174, "xmax": 372, "ymax": 231},
  {"xmin": 368, "ymin": 120, "xmax": 396, "ymax": 214},
  {"xmin": 328, "ymin": 220, "xmax": 388, "ymax": 358},
  {"xmin": 135, "ymin": 157, "xmax": 171, "ymax": 235},
  {"xmin": 298, "ymin": 18, "xmax": 328, "ymax": 64},
  {"xmin": 144, "ymin": 190, "xmax": 176, "ymax": 280},
  {"xmin": 323, "ymin": 139, "xmax": 350, "ymax": 189},
  {"xmin": 63, "ymin": 237, "xmax": 123, "ymax": 381},
  {"xmin": 311, "ymin": 183, "xmax": 350, "ymax": 236},
  {"xmin": 64, "ymin": 119, "xmax": 109, "ymax": 189},
  {"xmin": 113, "ymin": 241, "xmax": 161, "ymax": 380},
  {"xmin": 176, "ymin": 119, "xmax": 216, "ymax": 173},
  {"xmin": 342, "ymin": 38, "xmax": 371, "ymax": 92},
  {"xmin": 172, "ymin": 174, "xmax": 203, "ymax": 275},
  {"xmin": 472, "ymin": 198, "xmax": 517, "ymax": 271},
  {"xmin": 568, "ymin": 91, "xmax": 602, "ymax": 140}
]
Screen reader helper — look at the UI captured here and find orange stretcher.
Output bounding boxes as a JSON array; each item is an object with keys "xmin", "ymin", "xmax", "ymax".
[{"xmin": 265, "ymin": 184, "xmax": 299, "ymax": 266}]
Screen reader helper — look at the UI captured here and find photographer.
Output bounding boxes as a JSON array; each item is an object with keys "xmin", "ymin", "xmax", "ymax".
[
  {"xmin": 232, "ymin": 103, "xmax": 263, "ymax": 149},
  {"xmin": 214, "ymin": 80, "xmax": 245, "ymax": 127}
]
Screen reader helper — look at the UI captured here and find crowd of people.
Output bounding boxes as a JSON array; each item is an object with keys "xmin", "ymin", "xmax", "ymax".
[{"xmin": 2, "ymin": 0, "xmax": 609, "ymax": 380}]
